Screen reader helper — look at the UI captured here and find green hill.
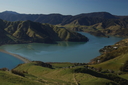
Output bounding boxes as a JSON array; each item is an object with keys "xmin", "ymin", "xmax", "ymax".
[
  {"xmin": 90, "ymin": 38, "xmax": 128, "ymax": 64},
  {"xmin": 11, "ymin": 61, "xmax": 119, "ymax": 85},
  {"xmin": 0, "ymin": 19, "xmax": 88, "ymax": 45},
  {"xmin": 0, "ymin": 70, "xmax": 43, "ymax": 85},
  {"xmin": 1, "ymin": 11, "xmax": 128, "ymax": 37},
  {"xmin": 60, "ymin": 17, "xmax": 128, "ymax": 37},
  {"xmin": 88, "ymin": 38, "xmax": 128, "ymax": 82},
  {"xmin": 0, "ymin": 60, "xmax": 128, "ymax": 85}
]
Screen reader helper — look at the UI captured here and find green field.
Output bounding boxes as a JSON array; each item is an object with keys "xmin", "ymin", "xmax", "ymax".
[{"xmin": 11, "ymin": 62, "xmax": 123, "ymax": 85}]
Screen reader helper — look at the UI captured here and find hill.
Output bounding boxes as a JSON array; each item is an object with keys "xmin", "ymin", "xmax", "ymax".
[
  {"xmin": 80, "ymin": 39, "xmax": 128, "ymax": 84},
  {"xmin": 88, "ymin": 38, "xmax": 128, "ymax": 79},
  {"xmin": 61, "ymin": 17, "xmax": 128, "ymax": 37},
  {"xmin": 0, "ymin": 19, "xmax": 88, "ymax": 45},
  {"xmin": 0, "ymin": 11, "xmax": 128, "ymax": 37},
  {"xmin": 90, "ymin": 38, "xmax": 128, "ymax": 64},
  {"xmin": 0, "ymin": 69, "xmax": 43, "ymax": 85},
  {"xmin": 10, "ymin": 61, "xmax": 124, "ymax": 85},
  {"xmin": 0, "ymin": 11, "xmax": 117, "ymax": 24},
  {"xmin": 2, "ymin": 11, "xmax": 19, "ymax": 15}
]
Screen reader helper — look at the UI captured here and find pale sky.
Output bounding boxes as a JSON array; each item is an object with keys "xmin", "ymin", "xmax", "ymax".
[{"xmin": 0, "ymin": 0, "xmax": 127, "ymax": 15}]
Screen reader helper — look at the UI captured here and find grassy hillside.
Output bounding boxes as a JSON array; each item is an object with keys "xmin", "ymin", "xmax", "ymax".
[
  {"xmin": 58, "ymin": 17, "xmax": 128, "ymax": 37},
  {"xmin": 90, "ymin": 39, "xmax": 128, "ymax": 64},
  {"xmin": 1, "ymin": 11, "xmax": 128, "ymax": 37},
  {"xmin": 0, "ymin": 60, "xmax": 127, "ymax": 84},
  {"xmin": 0, "ymin": 19, "xmax": 88, "ymax": 45},
  {"xmin": 11, "ymin": 61, "xmax": 128, "ymax": 85},
  {"xmin": 87, "ymin": 38, "xmax": 128, "ymax": 82},
  {"xmin": 0, "ymin": 70, "xmax": 43, "ymax": 85}
]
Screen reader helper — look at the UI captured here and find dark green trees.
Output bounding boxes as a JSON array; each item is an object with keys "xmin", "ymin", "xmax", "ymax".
[{"xmin": 120, "ymin": 60, "xmax": 128, "ymax": 72}]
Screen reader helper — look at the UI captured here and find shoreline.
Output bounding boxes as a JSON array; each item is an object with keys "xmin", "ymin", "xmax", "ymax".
[{"xmin": 0, "ymin": 49, "xmax": 31, "ymax": 63}]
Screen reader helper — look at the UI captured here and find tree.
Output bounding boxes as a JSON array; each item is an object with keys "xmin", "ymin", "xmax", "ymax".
[{"xmin": 120, "ymin": 60, "xmax": 128, "ymax": 72}]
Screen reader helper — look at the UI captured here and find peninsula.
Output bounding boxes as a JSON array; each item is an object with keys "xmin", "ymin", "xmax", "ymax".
[{"xmin": 0, "ymin": 49, "xmax": 30, "ymax": 63}]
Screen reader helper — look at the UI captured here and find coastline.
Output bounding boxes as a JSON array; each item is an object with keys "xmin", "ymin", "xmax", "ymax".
[{"xmin": 0, "ymin": 49, "xmax": 31, "ymax": 63}]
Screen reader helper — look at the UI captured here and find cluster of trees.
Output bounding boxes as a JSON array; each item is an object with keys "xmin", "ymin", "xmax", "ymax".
[
  {"xmin": 120, "ymin": 60, "xmax": 128, "ymax": 72},
  {"xmin": 74, "ymin": 67, "xmax": 128, "ymax": 84},
  {"xmin": 33, "ymin": 61, "xmax": 53, "ymax": 68},
  {"xmin": 11, "ymin": 69, "xmax": 27, "ymax": 77},
  {"xmin": 73, "ymin": 63, "xmax": 87, "ymax": 66},
  {"xmin": 0, "ymin": 68, "xmax": 9, "ymax": 71}
]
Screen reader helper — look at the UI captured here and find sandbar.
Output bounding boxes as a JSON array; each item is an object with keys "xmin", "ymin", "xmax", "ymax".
[{"xmin": 0, "ymin": 49, "xmax": 31, "ymax": 63}]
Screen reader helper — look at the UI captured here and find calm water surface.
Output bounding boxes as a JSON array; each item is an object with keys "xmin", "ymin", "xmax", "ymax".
[
  {"xmin": 0, "ymin": 52, "xmax": 24, "ymax": 69},
  {"xmin": 0, "ymin": 32, "xmax": 124, "ymax": 69}
]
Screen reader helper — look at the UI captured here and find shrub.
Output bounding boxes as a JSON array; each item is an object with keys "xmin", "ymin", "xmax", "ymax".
[
  {"xmin": 11, "ymin": 69, "xmax": 25, "ymax": 77},
  {"xmin": 0, "ymin": 68, "xmax": 9, "ymax": 71},
  {"xmin": 120, "ymin": 60, "xmax": 128, "ymax": 72},
  {"xmin": 33, "ymin": 61, "xmax": 53, "ymax": 68}
]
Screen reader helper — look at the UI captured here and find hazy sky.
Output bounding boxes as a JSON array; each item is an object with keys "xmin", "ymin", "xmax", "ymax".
[{"xmin": 0, "ymin": 0, "xmax": 127, "ymax": 15}]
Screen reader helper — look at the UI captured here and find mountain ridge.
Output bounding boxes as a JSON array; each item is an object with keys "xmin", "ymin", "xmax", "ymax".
[
  {"xmin": 1, "ymin": 11, "xmax": 128, "ymax": 37},
  {"xmin": 0, "ymin": 11, "xmax": 124, "ymax": 24},
  {"xmin": 1, "ymin": 11, "xmax": 19, "ymax": 15},
  {"xmin": 0, "ymin": 19, "xmax": 88, "ymax": 45}
]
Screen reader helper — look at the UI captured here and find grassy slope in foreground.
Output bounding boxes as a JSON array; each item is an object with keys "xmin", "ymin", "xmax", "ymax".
[
  {"xmin": 0, "ymin": 71, "xmax": 42, "ymax": 85},
  {"xmin": 12, "ymin": 62, "xmax": 116, "ymax": 85}
]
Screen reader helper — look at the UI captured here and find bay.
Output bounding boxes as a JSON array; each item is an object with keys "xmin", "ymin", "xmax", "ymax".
[
  {"xmin": 0, "ymin": 52, "xmax": 24, "ymax": 69},
  {"xmin": 0, "ymin": 32, "xmax": 124, "ymax": 67}
]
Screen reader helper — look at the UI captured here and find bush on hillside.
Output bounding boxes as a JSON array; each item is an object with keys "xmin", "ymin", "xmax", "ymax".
[
  {"xmin": 120, "ymin": 60, "xmax": 128, "ymax": 72},
  {"xmin": 11, "ymin": 69, "xmax": 25, "ymax": 77},
  {"xmin": 32, "ymin": 61, "xmax": 53, "ymax": 68},
  {"xmin": 0, "ymin": 68, "xmax": 9, "ymax": 71}
]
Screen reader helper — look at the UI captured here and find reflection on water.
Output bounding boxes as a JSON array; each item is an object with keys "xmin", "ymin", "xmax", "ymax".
[
  {"xmin": 57, "ymin": 41, "xmax": 86, "ymax": 47},
  {"xmin": 0, "ymin": 32, "xmax": 124, "ymax": 63},
  {"xmin": 2, "ymin": 41, "xmax": 86, "ymax": 52}
]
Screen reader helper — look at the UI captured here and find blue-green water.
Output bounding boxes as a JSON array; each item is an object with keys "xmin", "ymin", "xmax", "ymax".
[
  {"xmin": 0, "ymin": 32, "xmax": 125, "ymax": 69},
  {"xmin": 0, "ymin": 52, "xmax": 24, "ymax": 69}
]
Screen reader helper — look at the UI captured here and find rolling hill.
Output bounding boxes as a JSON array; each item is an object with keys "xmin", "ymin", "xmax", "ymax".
[
  {"xmin": 0, "ymin": 19, "xmax": 88, "ymax": 45},
  {"xmin": 1, "ymin": 11, "xmax": 128, "ymax": 37}
]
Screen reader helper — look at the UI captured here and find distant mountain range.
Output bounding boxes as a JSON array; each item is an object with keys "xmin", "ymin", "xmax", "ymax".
[
  {"xmin": 0, "ymin": 11, "xmax": 125, "ymax": 24},
  {"xmin": 0, "ymin": 11, "xmax": 128, "ymax": 37},
  {"xmin": 1, "ymin": 11, "xmax": 19, "ymax": 15}
]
